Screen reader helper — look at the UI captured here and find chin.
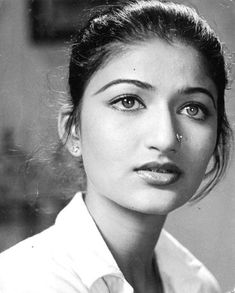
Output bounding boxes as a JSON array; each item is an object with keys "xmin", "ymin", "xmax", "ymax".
[{"xmin": 123, "ymin": 189, "xmax": 191, "ymax": 216}]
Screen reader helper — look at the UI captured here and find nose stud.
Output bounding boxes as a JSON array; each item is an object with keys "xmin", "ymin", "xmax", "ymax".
[{"xmin": 176, "ymin": 133, "xmax": 183, "ymax": 143}]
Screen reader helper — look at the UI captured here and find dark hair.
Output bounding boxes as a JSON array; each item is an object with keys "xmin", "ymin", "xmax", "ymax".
[{"xmin": 64, "ymin": 0, "xmax": 232, "ymax": 201}]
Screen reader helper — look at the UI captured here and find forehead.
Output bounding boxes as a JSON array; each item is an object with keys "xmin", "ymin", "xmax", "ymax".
[{"xmin": 84, "ymin": 38, "xmax": 217, "ymax": 99}]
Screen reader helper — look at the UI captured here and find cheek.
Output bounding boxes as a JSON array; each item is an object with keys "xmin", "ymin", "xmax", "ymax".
[
  {"xmin": 185, "ymin": 125, "xmax": 217, "ymax": 173},
  {"xmin": 178, "ymin": 126, "xmax": 217, "ymax": 199},
  {"xmin": 80, "ymin": 111, "xmax": 132, "ymax": 170}
]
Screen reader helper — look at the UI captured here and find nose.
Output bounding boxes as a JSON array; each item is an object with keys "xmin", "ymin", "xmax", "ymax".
[{"xmin": 143, "ymin": 105, "xmax": 179, "ymax": 153}]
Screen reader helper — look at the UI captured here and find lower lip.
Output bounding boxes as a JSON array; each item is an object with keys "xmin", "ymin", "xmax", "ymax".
[{"xmin": 136, "ymin": 170, "xmax": 181, "ymax": 186}]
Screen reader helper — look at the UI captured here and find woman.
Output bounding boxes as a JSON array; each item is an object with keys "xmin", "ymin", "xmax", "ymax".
[{"xmin": 0, "ymin": 0, "xmax": 232, "ymax": 292}]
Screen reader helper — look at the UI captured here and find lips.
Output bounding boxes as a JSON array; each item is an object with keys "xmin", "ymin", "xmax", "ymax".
[{"xmin": 134, "ymin": 162, "xmax": 182, "ymax": 186}]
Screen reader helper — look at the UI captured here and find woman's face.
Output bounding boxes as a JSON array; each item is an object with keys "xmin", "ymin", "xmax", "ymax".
[{"xmin": 78, "ymin": 39, "xmax": 218, "ymax": 215}]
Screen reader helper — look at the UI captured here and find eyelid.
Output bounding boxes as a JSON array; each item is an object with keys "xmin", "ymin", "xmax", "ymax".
[
  {"xmin": 108, "ymin": 94, "xmax": 146, "ymax": 112},
  {"xmin": 109, "ymin": 94, "xmax": 144, "ymax": 104},
  {"xmin": 178, "ymin": 102, "xmax": 210, "ymax": 120},
  {"xmin": 179, "ymin": 101, "xmax": 209, "ymax": 111},
  {"xmin": 179, "ymin": 88, "xmax": 217, "ymax": 110}
]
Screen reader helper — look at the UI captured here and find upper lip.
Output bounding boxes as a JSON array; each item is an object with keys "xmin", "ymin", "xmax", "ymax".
[{"xmin": 134, "ymin": 161, "xmax": 182, "ymax": 174}]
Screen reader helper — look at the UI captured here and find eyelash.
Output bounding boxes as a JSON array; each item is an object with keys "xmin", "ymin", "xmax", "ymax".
[
  {"xmin": 109, "ymin": 95, "xmax": 210, "ymax": 120},
  {"xmin": 109, "ymin": 95, "xmax": 145, "ymax": 112},
  {"xmin": 178, "ymin": 102, "xmax": 210, "ymax": 121}
]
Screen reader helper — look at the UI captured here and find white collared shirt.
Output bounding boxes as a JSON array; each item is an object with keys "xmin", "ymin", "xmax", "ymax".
[{"xmin": 0, "ymin": 193, "xmax": 221, "ymax": 293}]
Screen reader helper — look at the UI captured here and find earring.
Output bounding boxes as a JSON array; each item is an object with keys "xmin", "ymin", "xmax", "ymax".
[
  {"xmin": 73, "ymin": 145, "xmax": 80, "ymax": 154},
  {"xmin": 176, "ymin": 133, "xmax": 183, "ymax": 143}
]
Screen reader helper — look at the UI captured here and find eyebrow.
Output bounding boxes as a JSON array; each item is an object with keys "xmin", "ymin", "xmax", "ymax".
[
  {"xmin": 179, "ymin": 87, "xmax": 216, "ymax": 109},
  {"xmin": 94, "ymin": 79, "xmax": 216, "ymax": 108},
  {"xmin": 94, "ymin": 79, "xmax": 154, "ymax": 95}
]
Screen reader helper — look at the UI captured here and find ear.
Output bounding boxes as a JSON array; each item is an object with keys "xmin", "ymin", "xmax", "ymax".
[{"xmin": 58, "ymin": 105, "xmax": 82, "ymax": 157}]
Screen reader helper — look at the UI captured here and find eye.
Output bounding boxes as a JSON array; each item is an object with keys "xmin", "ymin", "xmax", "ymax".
[
  {"xmin": 110, "ymin": 95, "xmax": 145, "ymax": 111},
  {"xmin": 180, "ymin": 103, "xmax": 208, "ymax": 120},
  {"xmin": 186, "ymin": 105, "xmax": 199, "ymax": 116}
]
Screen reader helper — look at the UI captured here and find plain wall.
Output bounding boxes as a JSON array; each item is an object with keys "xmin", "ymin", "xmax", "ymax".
[{"xmin": 0, "ymin": 0, "xmax": 234, "ymax": 291}]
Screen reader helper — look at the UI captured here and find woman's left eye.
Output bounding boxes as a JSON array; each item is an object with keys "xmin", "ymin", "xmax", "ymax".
[
  {"xmin": 180, "ymin": 104, "xmax": 208, "ymax": 120},
  {"xmin": 110, "ymin": 95, "xmax": 145, "ymax": 111}
]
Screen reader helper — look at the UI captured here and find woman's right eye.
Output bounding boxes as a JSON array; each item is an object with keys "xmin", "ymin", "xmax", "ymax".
[{"xmin": 109, "ymin": 95, "xmax": 145, "ymax": 111}]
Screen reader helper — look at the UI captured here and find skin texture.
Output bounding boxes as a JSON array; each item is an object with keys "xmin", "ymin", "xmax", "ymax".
[
  {"xmin": 62, "ymin": 38, "xmax": 218, "ymax": 293},
  {"xmin": 79, "ymin": 39, "xmax": 217, "ymax": 215}
]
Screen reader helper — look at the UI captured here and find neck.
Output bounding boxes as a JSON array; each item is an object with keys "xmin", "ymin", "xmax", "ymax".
[{"xmin": 84, "ymin": 190, "xmax": 166, "ymax": 292}]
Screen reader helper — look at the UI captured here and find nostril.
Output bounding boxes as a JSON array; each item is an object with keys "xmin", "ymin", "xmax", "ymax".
[
  {"xmin": 146, "ymin": 128, "xmax": 182, "ymax": 154},
  {"xmin": 143, "ymin": 108, "xmax": 180, "ymax": 152}
]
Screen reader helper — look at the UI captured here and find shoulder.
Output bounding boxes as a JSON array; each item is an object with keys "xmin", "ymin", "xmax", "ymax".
[
  {"xmin": 0, "ymin": 227, "xmax": 54, "ymax": 292},
  {"xmin": 157, "ymin": 230, "xmax": 221, "ymax": 293},
  {"xmin": 0, "ymin": 226, "xmax": 88, "ymax": 293}
]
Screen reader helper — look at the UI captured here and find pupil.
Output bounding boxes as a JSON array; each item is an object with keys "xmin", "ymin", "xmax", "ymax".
[
  {"xmin": 123, "ymin": 98, "xmax": 134, "ymax": 108},
  {"xmin": 188, "ymin": 106, "xmax": 198, "ymax": 115}
]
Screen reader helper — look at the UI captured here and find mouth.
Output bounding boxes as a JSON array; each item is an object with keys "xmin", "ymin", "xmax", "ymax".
[{"xmin": 134, "ymin": 162, "xmax": 182, "ymax": 186}]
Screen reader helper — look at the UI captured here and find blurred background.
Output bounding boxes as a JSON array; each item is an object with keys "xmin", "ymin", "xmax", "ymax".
[{"xmin": 0, "ymin": 0, "xmax": 234, "ymax": 291}]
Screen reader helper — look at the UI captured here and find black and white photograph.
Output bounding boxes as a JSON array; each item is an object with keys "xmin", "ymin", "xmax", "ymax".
[{"xmin": 0, "ymin": 0, "xmax": 234, "ymax": 292}]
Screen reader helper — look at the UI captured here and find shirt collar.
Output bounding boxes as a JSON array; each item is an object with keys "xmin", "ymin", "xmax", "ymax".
[
  {"xmin": 54, "ymin": 192, "xmax": 214, "ymax": 293},
  {"xmin": 156, "ymin": 230, "xmax": 216, "ymax": 292},
  {"xmin": 55, "ymin": 192, "xmax": 127, "ymax": 289}
]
